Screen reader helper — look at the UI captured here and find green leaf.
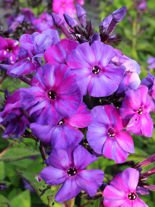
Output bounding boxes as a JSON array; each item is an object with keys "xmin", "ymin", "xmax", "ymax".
[
  {"xmin": 0, "ymin": 194, "xmax": 10, "ymax": 207},
  {"xmin": 0, "ymin": 161, "xmax": 5, "ymax": 180},
  {"xmin": 11, "ymin": 190, "xmax": 31, "ymax": 207}
]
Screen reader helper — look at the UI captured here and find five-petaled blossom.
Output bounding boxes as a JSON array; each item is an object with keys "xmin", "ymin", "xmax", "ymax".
[
  {"xmin": 87, "ymin": 105, "xmax": 134, "ymax": 163},
  {"xmin": 103, "ymin": 168, "xmax": 148, "ymax": 207},
  {"xmin": 67, "ymin": 41, "xmax": 124, "ymax": 97},
  {"xmin": 120, "ymin": 85, "xmax": 154, "ymax": 137},
  {"xmin": 21, "ymin": 64, "xmax": 81, "ymax": 116},
  {"xmin": 30, "ymin": 103, "xmax": 91, "ymax": 147},
  {"xmin": 40, "ymin": 145, "xmax": 104, "ymax": 202}
]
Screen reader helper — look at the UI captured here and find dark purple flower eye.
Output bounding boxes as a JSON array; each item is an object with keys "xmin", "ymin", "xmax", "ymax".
[
  {"xmin": 58, "ymin": 119, "xmax": 64, "ymax": 125},
  {"xmin": 48, "ymin": 90, "xmax": 56, "ymax": 100},
  {"xmin": 128, "ymin": 192, "xmax": 137, "ymax": 200},
  {"xmin": 67, "ymin": 167, "xmax": 77, "ymax": 176},
  {"xmin": 92, "ymin": 65, "xmax": 100, "ymax": 75},
  {"xmin": 137, "ymin": 107, "xmax": 143, "ymax": 115},
  {"xmin": 107, "ymin": 127, "xmax": 116, "ymax": 138}
]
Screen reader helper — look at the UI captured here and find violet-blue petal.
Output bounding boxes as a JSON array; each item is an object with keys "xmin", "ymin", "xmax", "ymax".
[
  {"xmin": 73, "ymin": 145, "xmax": 97, "ymax": 170},
  {"xmin": 40, "ymin": 166, "xmax": 67, "ymax": 185}
]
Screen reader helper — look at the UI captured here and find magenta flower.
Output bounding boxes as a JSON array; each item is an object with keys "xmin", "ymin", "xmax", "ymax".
[
  {"xmin": 21, "ymin": 64, "xmax": 81, "ymax": 117},
  {"xmin": 67, "ymin": 41, "xmax": 124, "ymax": 97},
  {"xmin": 45, "ymin": 39, "xmax": 78, "ymax": 65},
  {"xmin": 121, "ymin": 85, "xmax": 154, "ymax": 137},
  {"xmin": 87, "ymin": 105, "xmax": 134, "ymax": 163},
  {"xmin": 0, "ymin": 36, "xmax": 19, "ymax": 64},
  {"xmin": 103, "ymin": 168, "xmax": 148, "ymax": 207},
  {"xmin": 40, "ymin": 145, "xmax": 104, "ymax": 202},
  {"xmin": 30, "ymin": 103, "xmax": 91, "ymax": 147},
  {"xmin": 52, "ymin": 0, "xmax": 76, "ymax": 18},
  {"xmin": 0, "ymin": 90, "xmax": 29, "ymax": 138}
]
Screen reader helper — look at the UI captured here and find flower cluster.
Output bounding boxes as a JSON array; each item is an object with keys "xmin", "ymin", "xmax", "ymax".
[{"xmin": 0, "ymin": 3, "xmax": 155, "ymax": 206}]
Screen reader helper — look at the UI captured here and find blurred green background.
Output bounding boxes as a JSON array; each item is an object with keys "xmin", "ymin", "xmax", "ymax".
[{"xmin": 0, "ymin": 0, "xmax": 155, "ymax": 206}]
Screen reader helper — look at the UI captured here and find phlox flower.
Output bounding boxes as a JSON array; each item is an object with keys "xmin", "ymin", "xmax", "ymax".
[
  {"xmin": 87, "ymin": 105, "xmax": 134, "ymax": 163},
  {"xmin": 53, "ymin": 0, "xmax": 76, "ymax": 17},
  {"xmin": 112, "ymin": 49, "xmax": 141, "ymax": 92},
  {"xmin": 40, "ymin": 145, "xmax": 104, "ymax": 202},
  {"xmin": 103, "ymin": 168, "xmax": 148, "ymax": 207},
  {"xmin": 33, "ymin": 12, "xmax": 54, "ymax": 32},
  {"xmin": 30, "ymin": 103, "xmax": 91, "ymax": 147},
  {"xmin": 21, "ymin": 64, "xmax": 81, "ymax": 117},
  {"xmin": 0, "ymin": 90, "xmax": 29, "ymax": 138},
  {"xmin": 6, "ymin": 29, "xmax": 59, "ymax": 77},
  {"xmin": 67, "ymin": 41, "xmax": 124, "ymax": 97},
  {"xmin": 0, "ymin": 36, "xmax": 19, "ymax": 64},
  {"xmin": 120, "ymin": 85, "xmax": 154, "ymax": 137}
]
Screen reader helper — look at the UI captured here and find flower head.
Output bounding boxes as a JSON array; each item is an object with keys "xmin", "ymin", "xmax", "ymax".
[
  {"xmin": 40, "ymin": 145, "xmax": 104, "ymax": 202},
  {"xmin": 121, "ymin": 85, "xmax": 154, "ymax": 137},
  {"xmin": 0, "ymin": 36, "xmax": 19, "ymax": 64},
  {"xmin": 112, "ymin": 49, "xmax": 141, "ymax": 92},
  {"xmin": 30, "ymin": 103, "xmax": 91, "ymax": 147},
  {"xmin": 103, "ymin": 168, "xmax": 148, "ymax": 207},
  {"xmin": 33, "ymin": 12, "xmax": 54, "ymax": 32},
  {"xmin": 0, "ymin": 90, "xmax": 29, "ymax": 138},
  {"xmin": 87, "ymin": 105, "xmax": 134, "ymax": 163},
  {"xmin": 67, "ymin": 41, "xmax": 124, "ymax": 97},
  {"xmin": 21, "ymin": 64, "xmax": 81, "ymax": 117},
  {"xmin": 53, "ymin": 0, "xmax": 76, "ymax": 18}
]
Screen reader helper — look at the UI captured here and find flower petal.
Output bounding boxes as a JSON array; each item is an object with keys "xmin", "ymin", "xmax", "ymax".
[
  {"xmin": 77, "ymin": 169, "xmax": 104, "ymax": 196},
  {"xmin": 73, "ymin": 145, "xmax": 97, "ymax": 169},
  {"xmin": 55, "ymin": 178, "xmax": 81, "ymax": 202},
  {"xmin": 40, "ymin": 166, "xmax": 67, "ymax": 185}
]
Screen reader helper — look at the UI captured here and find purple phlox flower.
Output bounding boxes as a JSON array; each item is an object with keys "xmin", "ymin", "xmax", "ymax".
[
  {"xmin": 20, "ymin": 64, "xmax": 81, "ymax": 117},
  {"xmin": 33, "ymin": 12, "xmax": 54, "ymax": 32},
  {"xmin": 87, "ymin": 105, "xmax": 134, "ymax": 163},
  {"xmin": 40, "ymin": 145, "xmax": 104, "ymax": 202},
  {"xmin": 136, "ymin": 0, "xmax": 147, "ymax": 12},
  {"xmin": 45, "ymin": 39, "xmax": 78, "ymax": 65},
  {"xmin": 0, "ymin": 90, "xmax": 29, "ymax": 138},
  {"xmin": 120, "ymin": 85, "xmax": 154, "ymax": 137},
  {"xmin": 142, "ymin": 73, "xmax": 155, "ymax": 110},
  {"xmin": 8, "ymin": 8, "xmax": 35, "ymax": 32},
  {"xmin": 112, "ymin": 49, "xmax": 141, "ymax": 92},
  {"xmin": 103, "ymin": 168, "xmax": 148, "ymax": 207},
  {"xmin": 20, "ymin": 29, "xmax": 59, "ymax": 55},
  {"xmin": 5, "ymin": 29, "xmax": 59, "ymax": 77},
  {"xmin": 30, "ymin": 103, "xmax": 91, "ymax": 147},
  {"xmin": 0, "ymin": 36, "xmax": 19, "ymax": 64},
  {"xmin": 99, "ymin": 6, "xmax": 127, "ymax": 43},
  {"xmin": 67, "ymin": 41, "xmax": 124, "ymax": 97},
  {"xmin": 147, "ymin": 56, "xmax": 155, "ymax": 70}
]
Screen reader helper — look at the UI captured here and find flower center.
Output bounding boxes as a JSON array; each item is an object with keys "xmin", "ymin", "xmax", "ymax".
[
  {"xmin": 137, "ymin": 107, "xmax": 143, "ymax": 115},
  {"xmin": 58, "ymin": 119, "xmax": 64, "ymax": 126},
  {"xmin": 108, "ymin": 128, "xmax": 115, "ymax": 138},
  {"xmin": 48, "ymin": 90, "xmax": 56, "ymax": 100},
  {"xmin": 67, "ymin": 167, "xmax": 77, "ymax": 176},
  {"xmin": 92, "ymin": 65, "xmax": 100, "ymax": 75},
  {"xmin": 128, "ymin": 192, "xmax": 137, "ymax": 200},
  {"xmin": 6, "ymin": 48, "xmax": 12, "ymax": 53}
]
